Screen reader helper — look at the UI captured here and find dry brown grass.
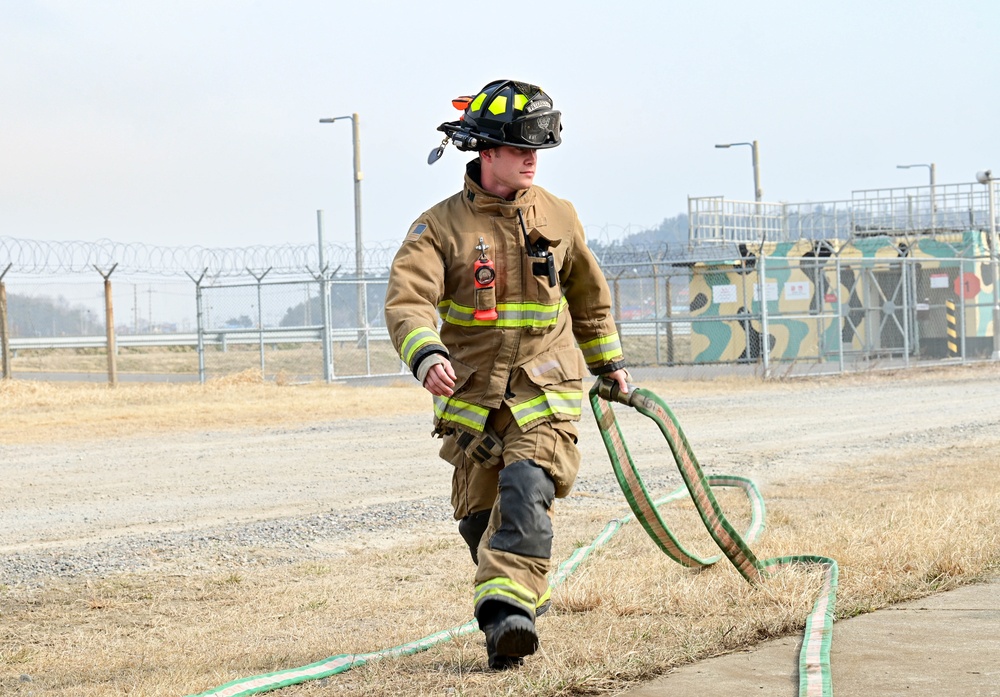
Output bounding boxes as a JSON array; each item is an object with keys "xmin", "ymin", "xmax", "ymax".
[
  {"xmin": 2, "ymin": 422, "xmax": 998, "ymax": 696},
  {"xmin": 0, "ymin": 361, "xmax": 830, "ymax": 446},
  {"xmin": 0, "ymin": 370, "xmax": 429, "ymax": 444},
  {"xmin": 9, "ymin": 342, "xmax": 407, "ymax": 379},
  {"xmin": 3, "ymin": 365, "xmax": 1000, "ymax": 695}
]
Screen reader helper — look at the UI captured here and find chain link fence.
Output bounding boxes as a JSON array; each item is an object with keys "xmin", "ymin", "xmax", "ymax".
[{"xmin": 2, "ymin": 233, "xmax": 999, "ymax": 384}]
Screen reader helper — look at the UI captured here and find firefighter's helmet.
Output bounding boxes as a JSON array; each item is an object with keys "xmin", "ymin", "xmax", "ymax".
[{"xmin": 434, "ymin": 80, "xmax": 562, "ymax": 156}]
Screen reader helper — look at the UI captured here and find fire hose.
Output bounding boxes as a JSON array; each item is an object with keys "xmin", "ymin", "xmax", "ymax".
[{"xmin": 188, "ymin": 381, "xmax": 837, "ymax": 697}]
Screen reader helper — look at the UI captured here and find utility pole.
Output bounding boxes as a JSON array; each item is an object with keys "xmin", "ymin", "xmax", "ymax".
[{"xmin": 319, "ymin": 113, "xmax": 365, "ymax": 338}]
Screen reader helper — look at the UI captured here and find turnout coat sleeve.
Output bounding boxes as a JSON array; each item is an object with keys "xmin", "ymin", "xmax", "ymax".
[
  {"xmin": 559, "ymin": 201, "xmax": 626, "ymax": 375},
  {"xmin": 385, "ymin": 214, "xmax": 449, "ymax": 381}
]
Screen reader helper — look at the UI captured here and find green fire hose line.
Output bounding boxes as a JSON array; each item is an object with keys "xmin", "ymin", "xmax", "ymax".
[
  {"xmin": 188, "ymin": 382, "xmax": 838, "ymax": 697},
  {"xmin": 591, "ymin": 380, "xmax": 839, "ymax": 697}
]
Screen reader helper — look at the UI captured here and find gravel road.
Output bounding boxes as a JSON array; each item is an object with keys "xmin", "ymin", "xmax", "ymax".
[{"xmin": 3, "ymin": 367, "xmax": 999, "ymax": 587}]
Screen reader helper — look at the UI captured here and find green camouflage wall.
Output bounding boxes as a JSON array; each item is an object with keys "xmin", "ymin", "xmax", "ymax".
[{"xmin": 687, "ymin": 231, "xmax": 995, "ymax": 363}]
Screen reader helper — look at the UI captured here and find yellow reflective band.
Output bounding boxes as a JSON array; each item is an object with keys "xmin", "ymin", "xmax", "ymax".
[
  {"xmin": 469, "ymin": 92, "xmax": 486, "ymax": 113},
  {"xmin": 433, "ymin": 395, "xmax": 489, "ymax": 432},
  {"xmin": 437, "ymin": 297, "xmax": 567, "ymax": 328},
  {"xmin": 513, "ymin": 93, "xmax": 528, "ymax": 111},
  {"xmin": 579, "ymin": 333, "xmax": 624, "ymax": 365},
  {"xmin": 510, "ymin": 390, "xmax": 583, "ymax": 428},
  {"xmin": 474, "ymin": 576, "xmax": 537, "ymax": 611},
  {"xmin": 487, "ymin": 95, "xmax": 508, "ymax": 115},
  {"xmin": 401, "ymin": 326, "xmax": 442, "ymax": 365}
]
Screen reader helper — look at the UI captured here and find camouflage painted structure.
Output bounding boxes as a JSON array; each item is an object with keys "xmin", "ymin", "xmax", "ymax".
[{"xmin": 686, "ymin": 230, "xmax": 996, "ymax": 365}]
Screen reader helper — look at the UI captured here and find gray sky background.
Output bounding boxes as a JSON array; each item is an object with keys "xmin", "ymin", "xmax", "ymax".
[{"xmin": 3, "ymin": 0, "xmax": 998, "ymax": 251}]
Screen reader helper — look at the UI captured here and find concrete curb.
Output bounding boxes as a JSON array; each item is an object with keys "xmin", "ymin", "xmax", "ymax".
[{"xmin": 618, "ymin": 576, "xmax": 1000, "ymax": 697}]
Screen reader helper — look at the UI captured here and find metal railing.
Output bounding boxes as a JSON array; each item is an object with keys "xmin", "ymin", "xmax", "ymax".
[{"xmin": 689, "ymin": 180, "xmax": 995, "ymax": 244}]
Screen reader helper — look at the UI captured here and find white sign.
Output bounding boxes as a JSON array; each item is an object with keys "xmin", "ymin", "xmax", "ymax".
[
  {"xmin": 929, "ymin": 273, "xmax": 949, "ymax": 289},
  {"xmin": 713, "ymin": 284, "xmax": 737, "ymax": 304},
  {"xmin": 784, "ymin": 281, "xmax": 811, "ymax": 301},
  {"xmin": 752, "ymin": 282, "xmax": 780, "ymax": 302}
]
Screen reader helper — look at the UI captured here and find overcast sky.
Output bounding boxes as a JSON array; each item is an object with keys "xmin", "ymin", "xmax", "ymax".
[{"xmin": 3, "ymin": 1, "xmax": 998, "ymax": 251}]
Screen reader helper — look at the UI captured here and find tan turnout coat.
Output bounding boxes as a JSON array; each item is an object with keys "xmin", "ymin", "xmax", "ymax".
[{"xmin": 385, "ymin": 160, "xmax": 625, "ymax": 436}]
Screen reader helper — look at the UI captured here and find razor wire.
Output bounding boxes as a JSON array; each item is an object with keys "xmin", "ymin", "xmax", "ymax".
[
  {"xmin": 0, "ymin": 233, "xmax": 837, "ymax": 282},
  {"xmin": 0, "ymin": 236, "xmax": 400, "ymax": 278},
  {"xmin": 0, "ymin": 235, "xmax": 693, "ymax": 279}
]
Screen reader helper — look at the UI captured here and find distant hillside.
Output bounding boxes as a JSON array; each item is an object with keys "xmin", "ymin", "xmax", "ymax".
[
  {"xmin": 621, "ymin": 213, "xmax": 689, "ymax": 249},
  {"xmin": 4, "ymin": 294, "xmax": 104, "ymax": 337}
]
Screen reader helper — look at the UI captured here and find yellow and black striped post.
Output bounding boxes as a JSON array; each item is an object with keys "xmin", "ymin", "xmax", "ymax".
[{"xmin": 946, "ymin": 298, "xmax": 959, "ymax": 358}]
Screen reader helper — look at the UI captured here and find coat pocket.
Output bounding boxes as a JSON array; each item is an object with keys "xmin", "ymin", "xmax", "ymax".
[
  {"xmin": 448, "ymin": 355, "xmax": 477, "ymax": 393},
  {"xmin": 508, "ymin": 346, "xmax": 587, "ymax": 430},
  {"xmin": 520, "ymin": 346, "xmax": 586, "ymax": 386}
]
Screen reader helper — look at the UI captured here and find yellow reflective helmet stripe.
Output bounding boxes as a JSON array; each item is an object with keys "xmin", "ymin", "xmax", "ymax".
[
  {"xmin": 487, "ymin": 95, "xmax": 508, "ymax": 115},
  {"xmin": 509, "ymin": 390, "xmax": 584, "ymax": 428},
  {"xmin": 513, "ymin": 93, "xmax": 528, "ymax": 111},
  {"xmin": 401, "ymin": 326, "xmax": 443, "ymax": 365},
  {"xmin": 469, "ymin": 92, "xmax": 487, "ymax": 113},
  {"xmin": 579, "ymin": 332, "xmax": 624, "ymax": 366}
]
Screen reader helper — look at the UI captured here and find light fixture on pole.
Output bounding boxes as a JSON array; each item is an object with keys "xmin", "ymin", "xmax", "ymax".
[
  {"xmin": 715, "ymin": 140, "xmax": 762, "ymax": 202},
  {"xmin": 976, "ymin": 169, "xmax": 1000, "ymax": 360},
  {"xmin": 897, "ymin": 163, "xmax": 937, "ymax": 230},
  {"xmin": 320, "ymin": 113, "xmax": 365, "ymax": 335},
  {"xmin": 319, "ymin": 114, "xmax": 364, "ymax": 282}
]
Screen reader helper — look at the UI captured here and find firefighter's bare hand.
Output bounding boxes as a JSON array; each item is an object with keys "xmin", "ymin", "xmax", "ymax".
[
  {"xmin": 423, "ymin": 360, "xmax": 457, "ymax": 397},
  {"xmin": 606, "ymin": 368, "xmax": 630, "ymax": 394}
]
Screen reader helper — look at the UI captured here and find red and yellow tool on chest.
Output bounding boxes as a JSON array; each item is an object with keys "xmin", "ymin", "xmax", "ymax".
[{"xmin": 473, "ymin": 237, "xmax": 498, "ymax": 321}]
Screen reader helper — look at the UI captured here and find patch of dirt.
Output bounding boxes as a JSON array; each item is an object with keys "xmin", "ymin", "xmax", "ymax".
[{"xmin": 3, "ymin": 366, "xmax": 999, "ymax": 556}]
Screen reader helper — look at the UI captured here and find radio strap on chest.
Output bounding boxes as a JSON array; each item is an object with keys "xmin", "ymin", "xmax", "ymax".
[{"xmin": 517, "ymin": 208, "xmax": 558, "ymax": 288}]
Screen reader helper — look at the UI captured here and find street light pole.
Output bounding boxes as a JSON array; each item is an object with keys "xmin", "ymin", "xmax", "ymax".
[
  {"xmin": 977, "ymin": 170, "xmax": 1000, "ymax": 360},
  {"xmin": 320, "ymin": 113, "xmax": 365, "ymax": 334},
  {"xmin": 715, "ymin": 140, "xmax": 762, "ymax": 202},
  {"xmin": 896, "ymin": 163, "xmax": 936, "ymax": 230}
]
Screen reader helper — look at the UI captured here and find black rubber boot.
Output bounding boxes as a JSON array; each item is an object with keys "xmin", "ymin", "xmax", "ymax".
[
  {"xmin": 458, "ymin": 510, "xmax": 491, "ymax": 565},
  {"xmin": 479, "ymin": 601, "xmax": 538, "ymax": 670}
]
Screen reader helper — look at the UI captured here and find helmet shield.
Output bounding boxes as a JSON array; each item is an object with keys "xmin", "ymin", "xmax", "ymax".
[{"xmin": 505, "ymin": 110, "xmax": 562, "ymax": 147}]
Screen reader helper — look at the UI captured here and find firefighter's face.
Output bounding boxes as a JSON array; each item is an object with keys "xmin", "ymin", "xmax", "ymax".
[{"xmin": 481, "ymin": 146, "xmax": 536, "ymax": 199}]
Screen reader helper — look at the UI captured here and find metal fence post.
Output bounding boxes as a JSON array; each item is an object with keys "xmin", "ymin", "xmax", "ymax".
[
  {"xmin": 959, "ymin": 257, "xmax": 968, "ymax": 362},
  {"xmin": 316, "ymin": 211, "xmax": 333, "ymax": 383},
  {"xmin": 650, "ymin": 255, "xmax": 661, "ymax": 364},
  {"xmin": 836, "ymin": 256, "xmax": 845, "ymax": 373},
  {"xmin": 186, "ymin": 269, "xmax": 208, "ymax": 384},
  {"xmin": 664, "ymin": 274, "xmax": 675, "ymax": 365},
  {"xmin": 758, "ymin": 248, "xmax": 771, "ymax": 378},
  {"xmin": 247, "ymin": 268, "xmax": 272, "ymax": 377},
  {"xmin": 901, "ymin": 258, "xmax": 911, "ymax": 368},
  {"xmin": 0, "ymin": 263, "xmax": 11, "ymax": 380},
  {"xmin": 362, "ymin": 279, "xmax": 372, "ymax": 375},
  {"xmin": 987, "ymin": 177, "xmax": 1000, "ymax": 360},
  {"xmin": 94, "ymin": 264, "xmax": 119, "ymax": 386}
]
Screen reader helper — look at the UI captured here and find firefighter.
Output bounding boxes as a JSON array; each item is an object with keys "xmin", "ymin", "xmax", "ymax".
[{"xmin": 384, "ymin": 79, "xmax": 629, "ymax": 670}]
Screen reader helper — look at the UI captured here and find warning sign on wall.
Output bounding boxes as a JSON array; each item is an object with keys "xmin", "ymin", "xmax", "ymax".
[
  {"xmin": 713, "ymin": 284, "xmax": 737, "ymax": 304},
  {"xmin": 784, "ymin": 281, "xmax": 810, "ymax": 301},
  {"xmin": 929, "ymin": 273, "xmax": 949, "ymax": 289}
]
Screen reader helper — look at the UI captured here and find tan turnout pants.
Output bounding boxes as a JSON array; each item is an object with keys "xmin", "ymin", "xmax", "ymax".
[{"xmin": 441, "ymin": 403, "xmax": 581, "ymax": 607}]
